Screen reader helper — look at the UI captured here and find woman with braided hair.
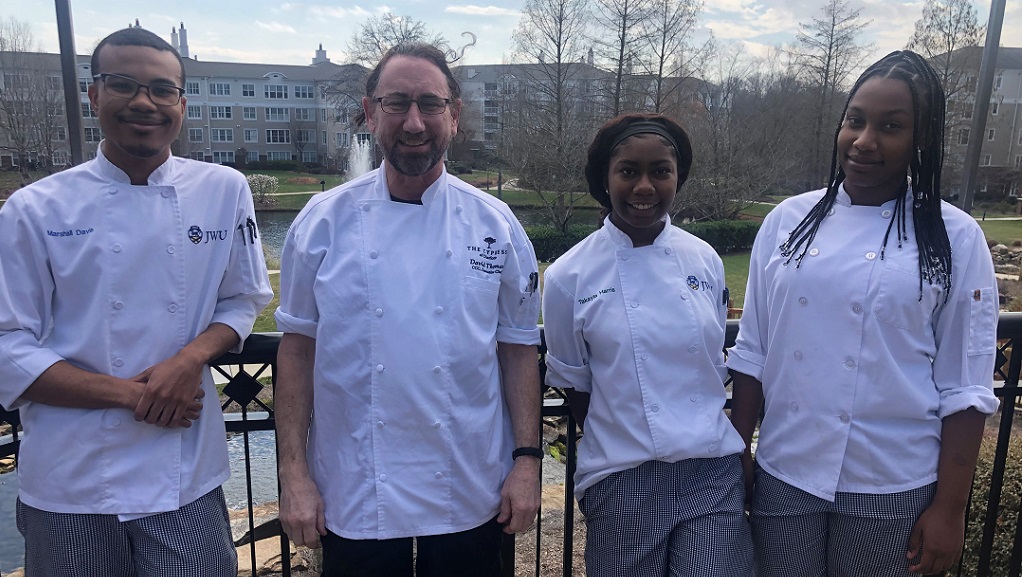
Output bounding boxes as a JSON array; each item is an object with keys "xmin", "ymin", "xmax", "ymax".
[{"xmin": 727, "ymin": 50, "xmax": 999, "ymax": 576}]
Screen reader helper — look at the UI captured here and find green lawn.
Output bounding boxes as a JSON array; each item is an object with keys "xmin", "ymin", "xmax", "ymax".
[
  {"xmin": 239, "ymin": 169, "xmax": 346, "ymax": 193},
  {"xmin": 978, "ymin": 220, "xmax": 1022, "ymax": 246},
  {"xmin": 721, "ymin": 252, "xmax": 752, "ymax": 309},
  {"xmin": 252, "ymin": 272, "xmax": 281, "ymax": 333}
]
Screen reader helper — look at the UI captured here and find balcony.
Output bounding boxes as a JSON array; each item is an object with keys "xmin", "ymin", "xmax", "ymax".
[{"xmin": 3, "ymin": 316, "xmax": 1022, "ymax": 576}]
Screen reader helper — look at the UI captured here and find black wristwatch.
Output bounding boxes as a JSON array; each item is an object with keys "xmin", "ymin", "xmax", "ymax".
[{"xmin": 512, "ymin": 447, "xmax": 544, "ymax": 460}]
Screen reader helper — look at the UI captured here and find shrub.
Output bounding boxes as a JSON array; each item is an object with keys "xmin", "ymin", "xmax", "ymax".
[
  {"xmin": 247, "ymin": 174, "xmax": 279, "ymax": 204},
  {"xmin": 526, "ymin": 224, "xmax": 597, "ymax": 261},
  {"xmin": 681, "ymin": 220, "xmax": 760, "ymax": 254},
  {"xmin": 960, "ymin": 427, "xmax": 1022, "ymax": 575}
]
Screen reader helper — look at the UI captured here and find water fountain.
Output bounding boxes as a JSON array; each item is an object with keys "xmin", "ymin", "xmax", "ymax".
[{"xmin": 347, "ymin": 139, "xmax": 374, "ymax": 179}]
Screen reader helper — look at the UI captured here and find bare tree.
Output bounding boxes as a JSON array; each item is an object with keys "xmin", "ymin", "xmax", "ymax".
[
  {"xmin": 791, "ymin": 0, "xmax": 873, "ymax": 188},
  {"xmin": 0, "ymin": 18, "xmax": 66, "ymax": 181},
  {"xmin": 506, "ymin": 0, "xmax": 599, "ymax": 231},
  {"xmin": 907, "ymin": 0, "xmax": 984, "ymax": 195},
  {"xmin": 590, "ymin": 0, "xmax": 652, "ymax": 115},
  {"xmin": 345, "ymin": 13, "xmax": 449, "ymax": 69},
  {"xmin": 642, "ymin": 0, "xmax": 712, "ymax": 113},
  {"xmin": 289, "ymin": 107, "xmax": 318, "ymax": 164}
]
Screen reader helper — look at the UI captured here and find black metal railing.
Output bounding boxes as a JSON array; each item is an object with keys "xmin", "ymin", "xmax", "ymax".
[{"xmin": 4, "ymin": 315, "xmax": 1022, "ymax": 576}]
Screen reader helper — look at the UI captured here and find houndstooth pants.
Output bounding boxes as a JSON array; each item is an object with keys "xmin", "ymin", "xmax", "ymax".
[
  {"xmin": 16, "ymin": 486, "xmax": 237, "ymax": 577},
  {"xmin": 580, "ymin": 455, "xmax": 755, "ymax": 577},
  {"xmin": 750, "ymin": 467, "xmax": 938, "ymax": 577}
]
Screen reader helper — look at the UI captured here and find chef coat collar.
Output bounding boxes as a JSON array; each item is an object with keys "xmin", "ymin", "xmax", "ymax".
[{"xmin": 93, "ymin": 141, "xmax": 177, "ymax": 186}]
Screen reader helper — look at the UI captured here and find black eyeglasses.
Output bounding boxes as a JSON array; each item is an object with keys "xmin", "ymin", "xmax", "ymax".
[
  {"xmin": 374, "ymin": 96, "xmax": 451, "ymax": 115},
  {"xmin": 93, "ymin": 73, "xmax": 185, "ymax": 106}
]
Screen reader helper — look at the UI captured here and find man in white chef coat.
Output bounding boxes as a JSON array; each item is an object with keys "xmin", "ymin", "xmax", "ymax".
[
  {"xmin": 0, "ymin": 27, "xmax": 272, "ymax": 576},
  {"xmin": 275, "ymin": 42, "xmax": 543, "ymax": 577}
]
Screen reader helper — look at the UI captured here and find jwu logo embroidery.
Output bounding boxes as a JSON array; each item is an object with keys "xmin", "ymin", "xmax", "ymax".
[
  {"xmin": 187, "ymin": 225, "xmax": 229, "ymax": 245},
  {"xmin": 687, "ymin": 275, "xmax": 713, "ymax": 292}
]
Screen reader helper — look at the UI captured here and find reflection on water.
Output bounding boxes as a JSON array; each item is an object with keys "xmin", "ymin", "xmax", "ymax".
[{"xmin": 0, "ymin": 432, "xmax": 280, "ymax": 573}]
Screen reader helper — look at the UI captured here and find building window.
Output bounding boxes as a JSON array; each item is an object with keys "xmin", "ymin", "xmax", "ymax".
[
  {"xmin": 265, "ymin": 107, "xmax": 289, "ymax": 121},
  {"xmin": 209, "ymin": 106, "xmax": 233, "ymax": 120},
  {"xmin": 211, "ymin": 128, "xmax": 234, "ymax": 143},
  {"xmin": 266, "ymin": 129, "xmax": 291, "ymax": 143},
  {"xmin": 188, "ymin": 128, "xmax": 203, "ymax": 143},
  {"xmin": 982, "ymin": 154, "xmax": 991, "ymax": 166},
  {"xmin": 321, "ymin": 130, "xmax": 327, "ymax": 145},
  {"xmin": 187, "ymin": 105, "xmax": 202, "ymax": 120},
  {"xmin": 963, "ymin": 104, "xmax": 974, "ymax": 119},
  {"xmin": 244, "ymin": 129, "xmax": 258, "ymax": 143},
  {"xmin": 186, "ymin": 81, "xmax": 200, "ymax": 95},
  {"xmin": 267, "ymin": 151, "xmax": 291, "ymax": 161},
  {"xmin": 335, "ymin": 109, "xmax": 350, "ymax": 124},
  {"xmin": 84, "ymin": 127, "xmax": 102, "ymax": 142},
  {"xmin": 52, "ymin": 150, "xmax": 69, "ymax": 166},
  {"xmin": 243, "ymin": 106, "xmax": 256, "ymax": 120},
  {"xmin": 212, "ymin": 151, "xmax": 235, "ymax": 163},
  {"xmin": 991, "ymin": 102, "xmax": 999, "ymax": 116},
  {"xmin": 265, "ymin": 84, "xmax": 288, "ymax": 99},
  {"xmin": 247, "ymin": 150, "xmax": 259, "ymax": 162},
  {"xmin": 1018, "ymin": 130, "xmax": 1022, "ymax": 145},
  {"xmin": 242, "ymin": 83, "xmax": 255, "ymax": 97},
  {"xmin": 336, "ymin": 132, "xmax": 349, "ymax": 147},
  {"xmin": 294, "ymin": 85, "xmax": 315, "ymax": 99},
  {"xmin": 958, "ymin": 129, "xmax": 970, "ymax": 146},
  {"xmin": 987, "ymin": 128, "xmax": 996, "ymax": 141},
  {"xmin": 82, "ymin": 102, "xmax": 96, "ymax": 118},
  {"xmin": 78, "ymin": 79, "xmax": 88, "ymax": 93},
  {"xmin": 191, "ymin": 151, "xmax": 205, "ymax": 161},
  {"xmin": 302, "ymin": 150, "xmax": 317, "ymax": 163},
  {"xmin": 209, "ymin": 82, "xmax": 231, "ymax": 96},
  {"xmin": 295, "ymin": 129, "xmax": 315, "ymax": 143},
  {"xmin": 1015, "ymin": 155, "xmax": 1022, "ymax": 169},
  {"xmin": 294, "ymin": 107, "xmax": 315, "ymax": 121},
  {"xmin": 995, "ymin": 75, "xmax": 1003, "ymax": 90},
  {"xmin": 54, "ymin": 127, "xmax": 67, "ymax": 141},
  {"xmin": 47, "ymin": 76, "xmax": 62, "ymax": 90}
]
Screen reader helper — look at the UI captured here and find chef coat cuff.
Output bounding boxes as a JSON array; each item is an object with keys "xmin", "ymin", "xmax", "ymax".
[
  {"xmin": 496, "ymin": 325, "xmax": 540, "ymax": 346},
  {"xmin": 724, "ymin": 348, "xmax": 765, "ymax": 381},
  {"xmin": 274, "ymin": 308, "xmax": 318, "ymax": 339},
  {"xmin": 938, "ymin": 384, "xmax": 1000, "ymax": 419},
  {"xmin": 210, "ymin": 298, "xmax": 270, "ymax": 354},
  {"xmin": 0, "ymin": 335, "xmax": 64, "ymax": 410},
  {"xmin": 544, "ymin": 353, "xmax": 592, "ymax": 393}
]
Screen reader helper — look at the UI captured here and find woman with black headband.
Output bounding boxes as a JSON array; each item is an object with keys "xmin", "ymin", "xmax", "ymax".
[
  {"xmin": 542, "ymin": 113, "xmax": 754, "ymax": 576},
  {"xmin": 728, "ymin": 50, "xmax": 998, "ymax": 576}
]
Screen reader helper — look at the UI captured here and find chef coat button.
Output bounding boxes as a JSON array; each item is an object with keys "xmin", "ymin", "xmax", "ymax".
[
  {"xmin": 111, "ymin": 418, "xmax": 121, "ymax": 427},
  {"xmin": 167, "ymin": 246, "xmax": 175, "ymax": 254},
  {"xmin": 377, "ymin": 421, "xmax": 385, "ymax": 428},
  {"xmin": 798, "ymin": 297, "xmax": 808, "ymax": 306},
  {"xmin": 840, "ymin": 414, "xmax": 850, "ymax": 423},
  {"xmin": 369, "ymin": 250, "xmax": 379, "ymax": 259},
  {"xmin": 852, "ymin": 303, "xmax": 862, "ymax": 314},
  {"xmin": 791, "ymin": 402, "xmax": 799, "ymax": 411},
  {"xmin": 112, "ymin": 244, "xmax": 122, "ymax": 253},
  {"xmin": 622, "ymin": 255, "xmax": 630, "ymax": 261},
  {"xmin": 690, "ymin": 395, "xmax": 698, "ymax": 402},
  {"xmin": 882, "ymin": 209, "xmax": 892, "ymax": 218},
  {"xmin": 651, "ymin": 404, "xmax": 660, "ymax": 413},
  {"xmin": 640, "ymin": 353, "xmax": 648, "ymax": 361},
  {"xmin": 362, "ymin": 204, "xmax": 371, "ymax": 212},
  {"xmin": 435, "ymin": 306, "xmax": 444, "ymax": 314},
  {"xmin": 828, "ymin": 208, "xmax": 835, "ymax": 216},
  {"xmin": 809, "ymin": 248, "xmax": 819, "ymax": 256},
  {"xmin": 113, "ymin": 301, "xmax": 123, "ymax": 310},
  {"xmin": 631, "ymin": 302, "xmax": 639, "ymax": 308},
  {"xmin": 113, "ymin": 358, "xmax": 124, "ymax": 367},
  {"xmin": 680, "ymin": 293, "xmax": 688, "ymax": 300},
  {"xmin": 844, "ymin": 359, "xmax": 855, "ymax": 369},
  {"xmin": 375, "ymin": 308, "xmax": 384, "ymax": 317},
  {"xmin": 434, "ymin": 472, "xmax": 443, "ymax": 479},
  {"xmin": 376, "ymin": 364, "xmax": 385, "ymax": 373},
  {"xmin": 708, "ymin": 444, "xmax": 717, "ymax": 452},
  {"xmin": 865, "ymin": 251, "xmax": 877, "ymax": 261},
  {"xmin": 434, "ymin": 421, "xmax": 442, "ymax": 428},
  {"xmin": 433, "ymin": 366, "xmax": 442, "ymax": 374},
  {"xmin": 446, "ymin": 249, "xmax": 453, "ymax": 257},
  {"xmin": 664, "ymin": 248, "xmax": 672, "ymax": 255},
  {"xmin": 161, "ymin": 191, "xmax": 169, "ymax": 198},
  {"xmin": 794, "ymin": 350, "xmax": 803, "ymax": 361},
  {"xmin": 688, "ymin": 345, "xmax": 698, "ymax": 353},
  {"xmin": 168, "ymin": 303, "xmax": 178, "ymax": 313},
  {"xmin": 455, "ymin": 206, "xmax": 463, "ymax": 213},
  {"xmin": 379, "ymin": 474, "xmax": 387, "ymax": 482},
  {"xmin": 108, "ymin": 188, "xmax": 117, "ymax": 195}
]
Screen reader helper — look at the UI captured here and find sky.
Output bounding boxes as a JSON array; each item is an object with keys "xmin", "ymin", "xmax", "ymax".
[{"xmin": 3, "ymin": 0, "xmax": 1019, "ymax": 74}]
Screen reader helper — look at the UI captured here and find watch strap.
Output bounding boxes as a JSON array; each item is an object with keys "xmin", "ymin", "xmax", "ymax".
[{"xmin": 512, "ymin": 446, "xmax": 544, "ymax": 460}]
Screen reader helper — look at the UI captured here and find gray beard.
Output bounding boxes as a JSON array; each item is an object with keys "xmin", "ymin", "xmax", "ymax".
[{"xmin": 387, "ymin": 143, "xmax": 444, "ymax": 176}]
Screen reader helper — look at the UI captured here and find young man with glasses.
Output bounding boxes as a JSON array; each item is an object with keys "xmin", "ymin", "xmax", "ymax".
[
  {"xmin": 0, "ymin": 27, "xmax": 272, "ymax": 576},
  {"xmin": 275, "ymin": 42, "xmax": 542, "ymax": 577}
]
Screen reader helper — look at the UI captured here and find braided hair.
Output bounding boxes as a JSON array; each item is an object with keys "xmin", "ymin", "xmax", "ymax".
[{"xmin": 779, "ymin": 50, "xmax": 952, "ymax": 300}]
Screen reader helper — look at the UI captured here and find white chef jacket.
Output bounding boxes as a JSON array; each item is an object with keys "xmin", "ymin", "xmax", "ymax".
[
  {"xmin": 727, "ymin": 186, "xmax": 999, "ymax": 501},
  {"xmin": 542, "ymin": 216, "xmax": 746, "ymax": 496},
  {"xmin": 0, "ymin": 145, "xmax": 273, "ymax": 515},
  {"xmin": 274, "ymin": 166, "xmax": 541, "ymax": 539}
]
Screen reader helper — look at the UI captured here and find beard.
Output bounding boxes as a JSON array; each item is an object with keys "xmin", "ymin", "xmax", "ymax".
[
  {"xmin": 383, "ymin": 135, "xmax": 448, "ymax": 177},
  {"xmin": 119, "ymin": 143, "xmax": 163, "ymax": 158}
]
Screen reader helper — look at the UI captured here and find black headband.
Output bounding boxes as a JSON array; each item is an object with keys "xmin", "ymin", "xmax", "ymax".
[{"xmin": 609, "ymin": 121, "xmax": 679, "ymax": 154}]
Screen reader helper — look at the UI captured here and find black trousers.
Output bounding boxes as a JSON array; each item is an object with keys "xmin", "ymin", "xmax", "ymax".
[{"xmin": 321, "ymin": 517, "xmax": 504, "ymax": 577}]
